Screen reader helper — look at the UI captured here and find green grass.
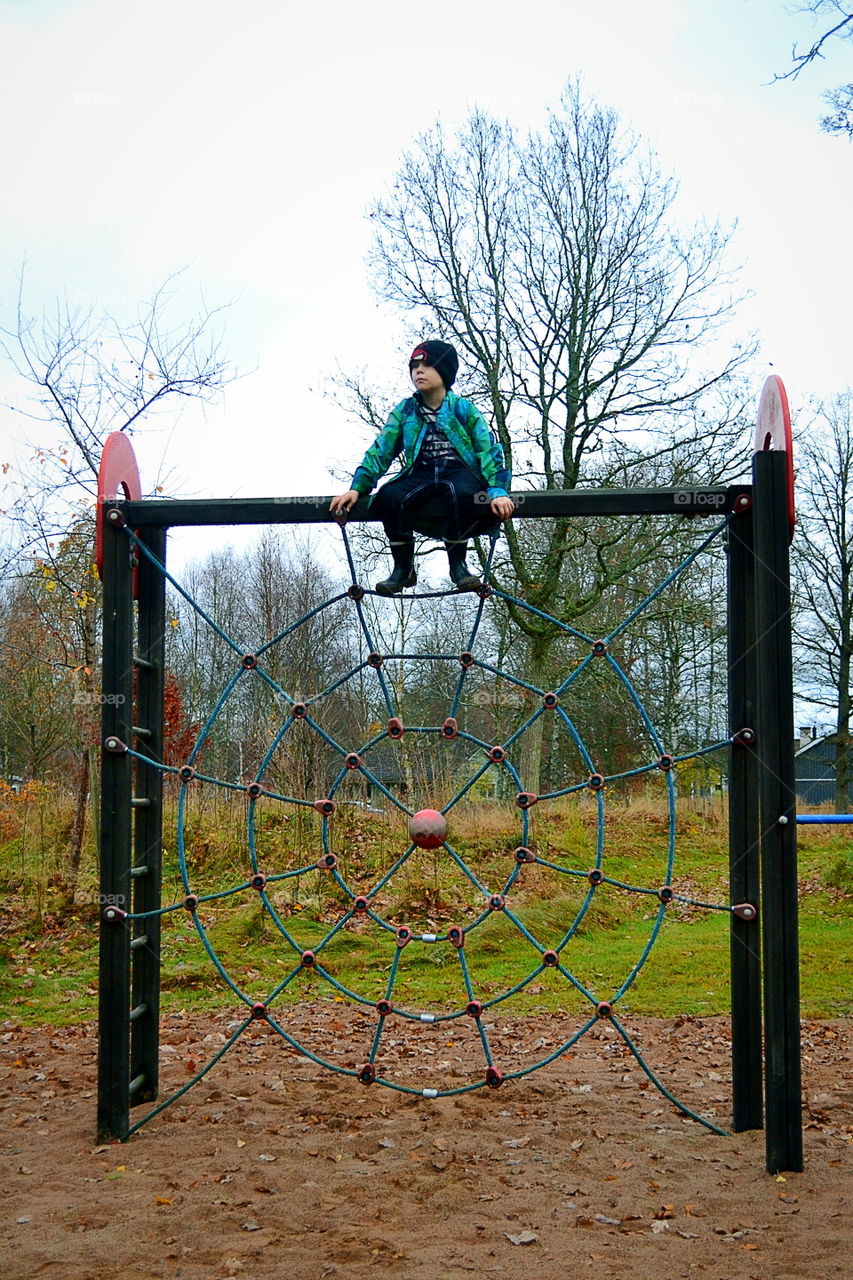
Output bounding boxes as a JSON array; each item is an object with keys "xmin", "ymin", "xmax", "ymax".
[{"xmin": 1, "ymin": 796, "xmax": 850, "ymax": 1027}]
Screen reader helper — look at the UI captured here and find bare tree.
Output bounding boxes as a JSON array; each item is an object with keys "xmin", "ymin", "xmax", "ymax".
[
  {"xmin": 793, "ymin": 391, "xmax": 853, "ymax": 810},
  {"xmin": 774, "ymin": 1, "xmax": 853, "ymax": 138},
  {"xmin": 369, "ymin": 86, "xmax": 749, "ymax": 497},
  {"xmin": 0, "ymin": 268, "xmax": 234, "ymax": 896},
  {"xmin": 1, "ymin": 267, "xmax": 234, "ymax": 538},
  {"xmin": 350, "ymin": 83, "xmax": 752, "ymax": 785}
]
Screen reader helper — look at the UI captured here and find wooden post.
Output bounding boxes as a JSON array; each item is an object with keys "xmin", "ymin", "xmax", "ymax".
[
  {"xmin": 753, "ymin": 446, "xmax": 803, "ymax": 1173},
  {"xmin": 726, "ymin": 505, "xmax": 764, "ymax": 1131},
  {"xmin": 97, "ymin": 509, "xmax": 135, "ymax": 1141}
]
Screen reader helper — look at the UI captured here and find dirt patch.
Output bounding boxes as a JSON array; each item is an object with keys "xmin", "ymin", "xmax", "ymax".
[{"xmin": 1, "ymin": 1010, "xmax": 850, "ymax": 1280}]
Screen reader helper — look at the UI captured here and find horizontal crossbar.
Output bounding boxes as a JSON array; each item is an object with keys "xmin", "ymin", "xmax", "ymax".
[
  {"xmin": 115, "ymin": 485, "xmax": 749, "ymax": 528},
  {"xmin": 796, "ymin": 814, "xmax": 853, "ymax": 824}
]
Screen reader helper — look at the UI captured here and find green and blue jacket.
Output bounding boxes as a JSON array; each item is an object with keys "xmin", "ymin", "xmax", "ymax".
[{"xmin": 351, "ymin": 392, "xmax": 511, "ymax": 500}]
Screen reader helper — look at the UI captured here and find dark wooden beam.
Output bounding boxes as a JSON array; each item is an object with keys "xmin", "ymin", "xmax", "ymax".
[{"xmin": 113, "ymin": 485, "xmax": 750, "ymax": 529}]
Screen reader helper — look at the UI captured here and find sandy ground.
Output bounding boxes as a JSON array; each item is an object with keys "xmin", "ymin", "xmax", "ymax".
[{"xmin": 1, "ymin": 1009, "xmax": 850, "ymax": 1280}]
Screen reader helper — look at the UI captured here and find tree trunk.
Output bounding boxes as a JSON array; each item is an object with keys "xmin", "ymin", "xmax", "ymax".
[
  {"xmin": 834, "ymin": 641, "xmax": 851, "ymax": 813},
  {"xmin": 66, "ymin": 744, "xmax": 90, "ymax": 904},
  {"xmin": 518, "ymin": 635, "xmax": 553, "ymax": 796}
]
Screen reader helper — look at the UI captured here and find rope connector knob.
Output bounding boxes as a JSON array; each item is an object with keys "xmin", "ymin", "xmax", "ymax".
[
  {"xmin": 367, "ymin": 651, "xmax": 384, "ymax": 669},
  {"xmin": 250, "ymin": 873, "xmax": 267, "ymax": 890},
  {"xmin": 587, "ymin": 773, "xmax": 605, "ymax": 791},
  {"xmin": 658, "ymin": 754, "xmax": 674, "ymax": 772},
  {"xmin": 592, "ymin": 639, "xmax": 608, "ymax": 657},
  {"xmin": 488, "ymin": 746, "xmax": 506, "ymax": 764},
  {"xmin": 732, "ymin": 727, "xmax": 756, "ymax": 746},
  {"xmin": 459, "ymin": 650, "xmax": 475, "ymax": 668},
  {"xmin": 250, "ymin": 1002, "xmax": 267, "ymax": 1020},
  {"xmin": 542, "ymin": 949, "xmax": 560, "ymax": 967},
  {"xmin": 353, "ymin": 895, "xmax": 369, "ymax": 913},
  {"xmin": 732, "ymin": 902, "xmax": 757, "ymax": 921},
  {"xmin": 466, "ymin": 999, "xmax": 483, "ymax": 1018},
  {"xmin": 376, "ymin": 998, "xmax": 394, "ymax": 1017},
  {"xmin": 387, "ymin": 716, "xmax": 404, "ymax": 739},
  {"xmin": 516, "ymin": 791, "xmax": 538, "ymax": 809},
  {"xmin": 178, "ymin": 764, "xmax": 196, "ymax": 782},
  {"xmin": 313, "ymin": 798, "xmax": 336, "ymax": 816},
  {"xmin": 396, "ymin": 926, "xmax": 412, "ymax": 948},
  {"xmin": 543, "ymin": 691, "xmax": 559, "ymax": 709},
  {"xmin": 241, "ymin": 653, "xmax": 258, "ymax": 670},
  {"xmin": 588, "ymin": 867, "xmax": 604, "ymax": 885},
  {"xmin": 347, "ymin": 584, "xmax": 365, "ymax": 600},
  {"xmin": 658, "ymin": 885, "xmax": 674, "ymax": 904},
  {"xmin": 317, "ymin": 853, "xmax": 337, "ymax": 872},
  {"xmin": 485, "ymin": 1066, "xmax": 503, "ymax": 1088},
  {"xmin": 359, "ymin": 1063, "xmax": 376, "ymax": 1085},
  {"xmin": 184, "ymin": 894, "xmax": 199, "ymax": 912},
  {"xmin": 441, "ymin": 717, "xmax": 458, "ymax": 739},
  {"xmin": 488, "ymin": 894, "xmax": 505, "ymax": 911},
  {"xmin": 104, "ymin": 736, "xmax": 127, "ymax": 754},
  {"xmin": 102, "ymin": 905, "xmax": 127, "ymax": 923},
  {"xmin": 344, "ymin": 752, "xmax": 362, "ymax": 770},
  {"xmin": 448, "ymin": 924, "xmax": 465, "ymax": 948},
  {"xmin": 515, "ymin": 846, "xmax": 536, "ymax": 864},
  {"xmin": 246, "ymin": 781, "xmax": 264, "ymax": 799},
  {"xmin": 301, "ymin": 950, "xmax": 317, "ymax": 968},
  {"xmin": 596, "ymin": 1001, "xmax": 613, "ymax": 1019},
  {"xmin": 291, "ymin": 702, "xmax": 307, "ymax": 719}
]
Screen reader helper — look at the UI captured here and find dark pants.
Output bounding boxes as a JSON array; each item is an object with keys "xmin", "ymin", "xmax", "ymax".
[{"xmin": 371, "ymin": 459, "xmax": 498, "ymax": 546}]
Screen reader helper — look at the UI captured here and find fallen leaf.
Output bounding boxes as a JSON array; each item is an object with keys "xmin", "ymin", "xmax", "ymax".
[{"xmin": 505, "ymin": 1230, "xmax": 538, "ymax": 1245}]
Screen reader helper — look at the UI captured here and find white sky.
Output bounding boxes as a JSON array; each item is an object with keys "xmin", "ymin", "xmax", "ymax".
[{"xmin": 0, "ymin": 0, "xmax": 851, "ymax": 544}]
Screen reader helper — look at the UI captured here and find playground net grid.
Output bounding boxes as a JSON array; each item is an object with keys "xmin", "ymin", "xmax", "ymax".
[{"xmin": 104, "ymin": 515, "xmax": 743, "ymax": 1140}]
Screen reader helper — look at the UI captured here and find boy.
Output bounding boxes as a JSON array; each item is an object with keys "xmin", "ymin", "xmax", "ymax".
[{"xmin": 330, "ymin": 340, "xmax": 514, "ymax": 595}]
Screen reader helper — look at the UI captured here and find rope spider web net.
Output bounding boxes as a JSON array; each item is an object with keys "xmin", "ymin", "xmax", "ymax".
[{"xmin": 114, "ymin": 515, "xmax": 740, "ymax": 1140}]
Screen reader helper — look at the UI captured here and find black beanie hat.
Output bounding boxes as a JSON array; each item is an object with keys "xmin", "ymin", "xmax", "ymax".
[{"xmin": 409, "ymin": 340, "xmax": 459, "ymax": 389}]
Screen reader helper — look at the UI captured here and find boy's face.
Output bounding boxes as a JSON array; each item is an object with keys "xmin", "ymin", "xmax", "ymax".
[{"xmin": 410, "ymin": 359, "xmax": 445, "ymax": 397}]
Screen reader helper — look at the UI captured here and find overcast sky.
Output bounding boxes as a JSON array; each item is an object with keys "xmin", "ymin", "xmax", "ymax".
[{"xmin": 1, "ymin": 0, "xmax": 850, "ymax": 528}]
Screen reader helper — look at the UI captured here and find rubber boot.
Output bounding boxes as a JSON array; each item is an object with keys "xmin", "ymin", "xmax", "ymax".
[
  {"xmin": 375, "ymin": 539, "xmax": 417, "ymax": 596},
  {"xmin": 445, "ymin": 541, "xmax": 481, "ymax": 592}
]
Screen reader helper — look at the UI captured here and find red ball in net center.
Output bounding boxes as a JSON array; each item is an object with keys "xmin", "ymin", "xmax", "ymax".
[{"xmin": 408, "ymin": 808, "xmax": 448, "ymax": 849}]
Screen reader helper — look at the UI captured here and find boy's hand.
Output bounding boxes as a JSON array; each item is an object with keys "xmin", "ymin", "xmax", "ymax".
[
  {"xmin": 490, "ymin": 495, "xmax": 515, "ymax": 520},
  {"xmin": 330, "ymin": 489, "xmax": 360, "ymax": 515}
]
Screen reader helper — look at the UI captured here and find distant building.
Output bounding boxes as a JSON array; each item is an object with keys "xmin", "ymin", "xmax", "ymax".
[{"xmin": 794, "ymin": 727, "xmax": 852, "ymax": 808}]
